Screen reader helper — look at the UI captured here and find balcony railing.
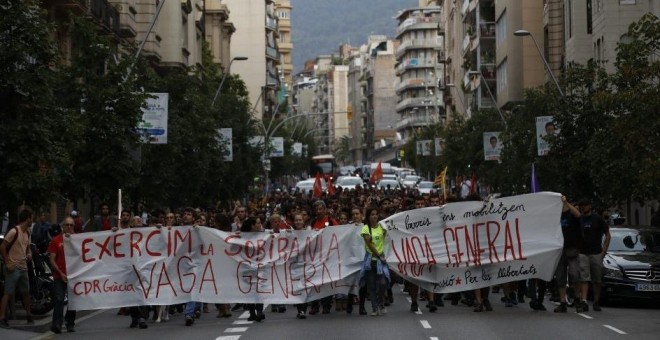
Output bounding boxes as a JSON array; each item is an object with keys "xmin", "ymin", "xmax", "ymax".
[
  {"xmin": 396, "ymin": 113, "xmax": 430, "ymax": 130},
  {"xmin": 395, "ymin": 97, "xmax": 434, "ymax": 113},
  {"xmin": 396, "ymin": 38, "xmax": 442, "ymax": 57},
  {"xmin": 395, "ymin": 58, "xmax": 436, "ymax": 75},
  {"xmin": 396, "ymin": 78, "xmax": 426, "ymax": 93},
  {"xmin": 266, "ymin": 46, "xmax": 278, "ymax": 59},
  {"xmin": 396, "ymin": 16, "xmax": 444, "ymax": 36},
  {"xmin": 90, "ymin": 0, "xmax": 120, "ymax": 35},
  {"xmin": 480, "ymin": 22, "xmax": 496, "ymax": 38},
  {"xmin": 266, "ymin": 16, "xmax": 277, "ymax": 30}
]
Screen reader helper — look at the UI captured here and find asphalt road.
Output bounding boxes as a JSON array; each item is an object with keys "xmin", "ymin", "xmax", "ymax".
[{"xmin": 4, "ymin": 284, "xmax": 659, "ymax": 340}]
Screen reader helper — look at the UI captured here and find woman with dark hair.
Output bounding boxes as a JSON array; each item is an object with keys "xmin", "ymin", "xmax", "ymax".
[
  {"xmin": 240, "ymin": 217, "xmax": 266, "ymax": 322},
  {"xmin": 360, "ymin": 206, "xmax": 389, "ymax": 316}
]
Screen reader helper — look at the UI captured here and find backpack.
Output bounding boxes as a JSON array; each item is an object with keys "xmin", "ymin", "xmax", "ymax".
[{"xmin": 1, "ymin": 226, "xmax": 30, "ymax": 260}]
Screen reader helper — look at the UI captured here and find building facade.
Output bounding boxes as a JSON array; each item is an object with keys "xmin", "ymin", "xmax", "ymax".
[
  {"xmin": 274, "ymin": 0, "xmax": 293, "ymax": 91},
  {"xmin": 395, "ymin": 5, "xmax": 446, "ymax": 142},
  {"xmin": 224, "ymin": 0, "xmax": 280, "ymax": 120},
  {"xmin": 205, "ymin": 0, "xmax": 236, "ymax": 72}
]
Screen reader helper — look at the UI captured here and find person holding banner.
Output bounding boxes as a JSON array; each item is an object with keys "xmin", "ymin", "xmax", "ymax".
[
  {"xmin": 48, "ymin": 217, "xmax": 77, "ymax": 334},
  {"xmin": 309, "ymin": 200, "xmax": 338, "ymax": 315},
  {"xmin": 240, "ymin": 217, "xmax": 267, "ymax": 322},
  {"xmin": 292, "ymin": 213, "xmax": 309, "ymax": 319},
  {"xmin": 361, "ymin": 207, "xmax": 389, "ymax": 316}
]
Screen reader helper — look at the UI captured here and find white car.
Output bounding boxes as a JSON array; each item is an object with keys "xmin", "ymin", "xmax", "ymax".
[
  {"xmin": 336, "ymin": 176, "xmax": 364, "ymax": 190},
  {"xmin": 402, "ymin": 175, "xmax": 421, "ymax": 188},
  {"xmin": 416, "ymin": 181, "xmax": 436, "ymax": 194},
  {"xmin": 295, "ymin": 179, "xmax": 327, "ymax": 194},
  {"xmin": 376, "ymin": 179, "xmax": 400, "ymax": 190}
]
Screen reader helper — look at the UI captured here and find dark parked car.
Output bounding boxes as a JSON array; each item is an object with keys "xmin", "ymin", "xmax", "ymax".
[{"xmin": 602, "ymin": 227, "xmax": 660, "ymax": 303}]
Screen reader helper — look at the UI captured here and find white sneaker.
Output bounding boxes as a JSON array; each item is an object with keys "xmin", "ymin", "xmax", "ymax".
[
  {"xmin": 380, "ymin": 307, "xmax": 387, "ymax": 315},
  {"xmin": 371, "ymin": 310, "xmax": 378, "ymax": 316}
]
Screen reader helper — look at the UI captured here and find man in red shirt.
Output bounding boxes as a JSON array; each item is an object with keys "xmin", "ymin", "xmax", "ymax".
[{"xmin": 48, "ymin": 217, "xmax": 77, "ymax": 333}]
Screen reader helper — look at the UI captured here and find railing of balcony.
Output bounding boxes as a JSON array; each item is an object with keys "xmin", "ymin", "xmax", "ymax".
[
  {"xmin": 396, "ymin": 15, "xmax": 444, "ymax": 35},
  {"xmin": 266, "ymin": 16, "xmax": 277, "ymax": 30},
  {"xmin": 396, "ymin": 78, "xmax": 426, "ymax": 93},
  {"xmin": 480, "ymin": 22, "xmax": 496, "ymax": 37},
  {"xmin": 395, "ymin": 58, "xmax": 436, "ymax": 75},
  {"xmin": 396, "ymin": 38, "xmax": 441, "ymax": 56},
  {"xmin": 266, "ymin": 46, "xmax": 278, "ymax": 59}
]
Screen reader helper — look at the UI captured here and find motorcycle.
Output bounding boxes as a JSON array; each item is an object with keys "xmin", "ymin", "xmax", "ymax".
[{"xmin": 27, "ymin": 243, "xmax": 55, "ymax": 315}]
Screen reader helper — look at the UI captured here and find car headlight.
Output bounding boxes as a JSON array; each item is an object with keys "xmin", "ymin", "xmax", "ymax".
[{"xmin": 603, "ymin": 266, "xmax": 624, "ymax": 279}]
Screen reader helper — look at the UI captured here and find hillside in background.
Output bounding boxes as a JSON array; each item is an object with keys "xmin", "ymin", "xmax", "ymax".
[{"xmin": 291, "ymin": 0, "xmax": 418, "ymax": 73}]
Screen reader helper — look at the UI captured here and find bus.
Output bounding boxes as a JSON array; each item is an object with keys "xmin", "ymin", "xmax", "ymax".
[{"xmin": 310, "ymin": 154, "xmax": 338, "ymax": 181}]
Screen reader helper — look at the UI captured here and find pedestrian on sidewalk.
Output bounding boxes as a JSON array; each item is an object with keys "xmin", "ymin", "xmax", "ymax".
[
  {"xmin": 48, "ymin": 217, "xmax": 77, "ymax": 333},
  {"xmin": 0, "ymin": 208, "xmax": 35, "ymax": 328}
]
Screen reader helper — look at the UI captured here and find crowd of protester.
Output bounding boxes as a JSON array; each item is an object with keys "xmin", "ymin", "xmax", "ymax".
[{"xmin": 0, "ymin": 180, "xmax": 612, "ymax": 334}]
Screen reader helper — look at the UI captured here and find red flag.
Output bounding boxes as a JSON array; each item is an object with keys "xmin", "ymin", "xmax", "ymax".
[
  {"xmin": 369, "ymin": 161, "xmax": 383, "ymax": 184},
  {"xmin": 313, "ymin": 172, "xmax": 323, "ymax": 198},
  {"xmin": 327, "ymin": 176, "xmax": 336, "ymax": 196},
  {"xmin": 469, "ymin": 171, "xmax": 477, "ymax": 195}
]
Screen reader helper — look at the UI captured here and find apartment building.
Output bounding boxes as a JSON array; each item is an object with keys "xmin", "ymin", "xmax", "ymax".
[
  {"xmin": 44, "ymin": 0, "xmax": 206, "ymax": 70},
  {"xmin": 347, "ymin": 49, "xmax": 367, "ymax": 164},
  {"xmin": 205, "ymin": 0, "xmax": 236, "ymax": 72},
  {"xmin": 366, "ymin": 37, "xmax": 398, "ymax": 162},
  {"xmin": 395, "ymin": 5, "xmax": 446, "ymax": 142},
  {"xmin": 494, "ymin": 1, "xmax": 546, "ymax": 109},
  {"xmin": 224, "ymin": 0, "xmax": 281, "ymax": 120},
  {"xmin": 274, "ymin": 0, "xmax": 293, "ymax": 91}
]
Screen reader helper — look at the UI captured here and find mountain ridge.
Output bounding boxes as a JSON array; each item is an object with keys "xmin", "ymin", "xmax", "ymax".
[{"xmin": 290, "ymin": 0, "xmax": 419, "ymax": 73}]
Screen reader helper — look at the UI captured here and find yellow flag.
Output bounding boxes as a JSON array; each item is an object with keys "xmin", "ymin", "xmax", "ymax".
[{"xmin": 434, "ymin": 167, "xmax": 448, "ymax": 199}]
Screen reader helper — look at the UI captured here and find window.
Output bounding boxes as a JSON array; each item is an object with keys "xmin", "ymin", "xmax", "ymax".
[
  {"xmin": 566, "ymin": 0, "xmax": 573, "ymax": 38},
  {"xmin": 496, "ymin": 10, "xmax": 507, "ymax": 47},
  {"xmin": 587, "ymin": 0, "xmax": 592, "ymax": 34},
  {"xmin": 496, "ymin": 59, "xmax": 507, "ymax": 95}
]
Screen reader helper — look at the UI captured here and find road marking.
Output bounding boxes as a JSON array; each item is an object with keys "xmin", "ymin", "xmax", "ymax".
[
  {"xmin": 420, "ymin": 320, "xmax": 432, "ymax": 329},
  {"xmin": 603, "ymin": 325, "xmax": 627, "ymax": 335},
  {"xmin": 233, "ymin": 320, "xmax": 254, "ymax": 325},
  {"xmin": 30, "ymin": 309, "xmax": 109, "ymax": 340},
  {"xmin": 431, "ymin": 337, "xmax": 440, "ymax": 340},
  {"xmin": 416, "ymin": 310, "xmax": 423, "ymax": 315},
  {"xmin": 238, "ymin": 311, "xmax": 250, "ymax": 319},
  {"xmin": 215, "ymin": 336, "xmax": 241, "ymax": 340},
  {"xmin": 225, "ymin": 327, "xmax": 248, "ymax": 333},
  {"xmin": 576, "ymin": 313, "xmax": 593, "ymax": 319}
]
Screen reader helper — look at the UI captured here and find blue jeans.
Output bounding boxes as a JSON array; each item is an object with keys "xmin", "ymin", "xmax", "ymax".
[
  {"xmin": 367, "ymin": 261, "xmax": 386, "ymax": 311},
  {"xmin": 52, "ymin": 279, "xmax": 76, "ymax": 328},
  {"xmin": 185, "ymin": 301, "xmax": 201, "ymax": 317}
]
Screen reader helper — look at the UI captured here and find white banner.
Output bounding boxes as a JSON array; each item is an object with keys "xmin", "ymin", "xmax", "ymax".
[
  {"xmin": 381, "ymin": 192, "xmax": 563, "ymax": 293},
  {"xmin": 421, "ymin": 140, "xmax": 432, "ymax": 156},
  {"xmin": 434, "ymin": 138, "xmax": 444, "ymax": 156},
  {"xmin": 483, "ymin": 132, "xmax": 502, "ymax": 161},
  {"xmin": 536, "ymin": 116, "xmax": 558, "ymax": 156},
  {"xmin": 138, "ymin": 93, "xmax": 168, "ymax": 144},
  {"xmin": 292, "ymin": 142, "xmax": 303, "ymax": 156},
  {"xmin": 218, "ymin": 128, "xmax": 233, "ymax": 161},
  {"xmin": 65, "ymin": 193, "xmax": 564, "ymax": 308},
  {"xmin": 270, "ymin": 137, "xmax": 284, "ymax": 157},
  {"xmin": 65, "ymin": 226, "xmax": 364, "ymax": 310}
]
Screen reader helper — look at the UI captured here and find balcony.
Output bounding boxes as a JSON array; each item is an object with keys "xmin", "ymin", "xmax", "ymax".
[
  {"xmin": 396, "ymin": 16, "xmax": 444, "ymax": 37},
  {"xmin": 90, "ymin": 0, "xmax": 120, "ymax": 36},
  {"xmin": 278, "ymin": 41, "xmax": 293, "ymax": 52},
  {"xmin": 395, "ymin": 58, "xmax": 436, "ymax": 75},
  {"xmin": 266, "ymin": 16, "xmax": 277, "ymax": 30},
  {"xmin": 111, "ymin": 1, "xmax": 137, "ymax": 38},
  {"xmin": 480, "ymin": 65, "xmax": 496, "ymax": 80},
  {"xmin": 395, "ymin": 78, "xmax": 426, "ymax": 94},
  {"xmin": 266, "ymin": 46, "xmax": 278, "ymax": 60},
  {"xmin": 396, "ymin": 38, "xmax": 442, "ymax": 58},
  {"xmin": 395, "ymin": 97, "xmax": 434, "ymax": 113},
  {"xmin": 266, "ymin": 71, "xmax": 278, "ymax": 86},
  {"xmin": 480, "ymin": 22, "xmax": 496, "ymax": 38},
  {"xmin": 396, "ymin": 113, "xmax": 430, "ymax": 130}
]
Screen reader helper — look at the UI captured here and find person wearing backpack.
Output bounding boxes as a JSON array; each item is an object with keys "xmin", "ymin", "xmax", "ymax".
[{"xmin": 0, "ymin": 208, "xmax": 35, "ymax": 328}]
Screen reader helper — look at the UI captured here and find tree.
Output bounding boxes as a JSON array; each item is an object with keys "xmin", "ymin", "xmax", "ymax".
[
  {"xmin": 56, "ymin": 17, "xmax": 147, "ymax": 210},
  {"xmin": 334, "ymin": 135, "xmax": 352, "ymax": 165},
  {"xmin": 0, "ymin": 0, "xmax": 66, "ymax": 215}
]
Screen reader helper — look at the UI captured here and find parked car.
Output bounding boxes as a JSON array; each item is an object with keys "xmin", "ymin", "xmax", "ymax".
[
  {"xmin": 402, "ymin": 175, "xmax": 421, "ymax": 188},
  {"xmin": 295, "ymin": 178, "xmax": 327, "ymax": 194},
  {"xmin": 601, "ymin": 226, "xmax": 660, "ymax": 303},
  {"xmin": 335, "ymin": 176, "xmax": 364, "ymax": 190},
  {"xmin": 416, "ymin": 181, "xmax": 436, "ymax": 194},
  {"xmin": 339, "ymin": 165, "xmax": 356, "ymax": 176},
  {"xmin": 376, "ymin": 179, "xmax": 400, "ymax": 191}
]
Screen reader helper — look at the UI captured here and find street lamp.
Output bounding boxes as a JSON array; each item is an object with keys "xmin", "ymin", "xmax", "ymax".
[
  {"xmin": 468, "ymin": 70, "xmax": 508, "ymax": 130},
  {"xmin": 211, "ymin": 56, "xmax": 248, "ymax": 107},
  {"xmin": 513, "ymin": 30, "xmax": 564, "ymax": 97}
]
